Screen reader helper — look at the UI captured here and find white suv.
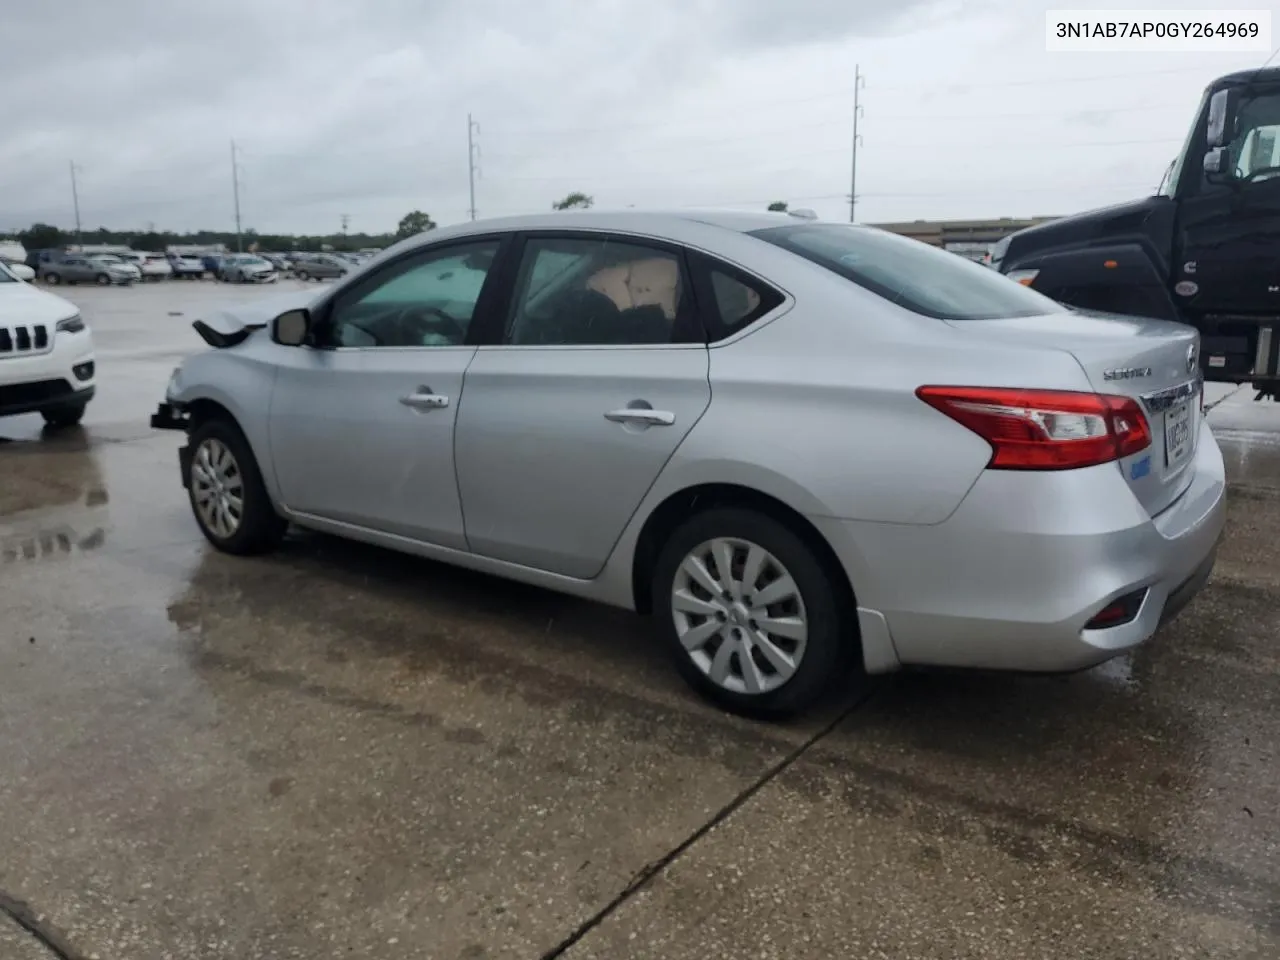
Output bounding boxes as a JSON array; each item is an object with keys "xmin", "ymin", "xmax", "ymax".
[{"xmin": 0, "ymin": 261, "xmax": 95, "ymax": 428}]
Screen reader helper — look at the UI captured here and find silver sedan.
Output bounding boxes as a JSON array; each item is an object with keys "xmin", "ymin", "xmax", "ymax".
[{"xmin": 151, "ymin": 210, "xmax": 1226, "ymax": 717}]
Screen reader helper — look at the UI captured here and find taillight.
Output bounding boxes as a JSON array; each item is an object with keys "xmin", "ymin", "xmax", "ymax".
[{"xmin": 916, "ymin": 386, "xmax": 1151, "ymax": 470}]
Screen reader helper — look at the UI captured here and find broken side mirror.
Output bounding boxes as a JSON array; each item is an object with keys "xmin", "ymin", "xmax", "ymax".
[{"xmin": 273, "ymin": 308, "xmax": 311, "ymax": 346}]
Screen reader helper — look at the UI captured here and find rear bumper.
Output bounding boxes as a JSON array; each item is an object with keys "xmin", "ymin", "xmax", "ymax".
[{"xmin": 814, "ymin": 426, "xmax": 1228, "ymax": 673}]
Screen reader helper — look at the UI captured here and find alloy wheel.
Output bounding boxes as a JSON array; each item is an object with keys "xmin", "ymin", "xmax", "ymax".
[
  {"xmin": 671, "ymin": 537, "xmax": 808, "ymax": 695},
  {"xmin": 191, "ymin": 437, "xmax": 245, "ymax": 539}
]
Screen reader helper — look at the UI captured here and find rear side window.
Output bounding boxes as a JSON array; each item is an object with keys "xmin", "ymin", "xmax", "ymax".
[
  {"xmin": 694, "ymin": 256, "xmax": 785, "ymax": 341},
  {"xmin": 751, "ymin": 223, "xmax": 1065, "ymax": 321}
]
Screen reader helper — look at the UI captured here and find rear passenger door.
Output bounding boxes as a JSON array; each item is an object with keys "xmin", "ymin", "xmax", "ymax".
[{"xmin": 454, "ymin": 231, "xmax": 711, "ymax": 579}]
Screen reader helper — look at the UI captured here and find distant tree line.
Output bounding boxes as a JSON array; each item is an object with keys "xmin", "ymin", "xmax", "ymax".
[
  {"xmin": 7, "ymin": 222, "xmax": 403, "ymax": 254},
  {"xmin": 6, "ymin": 198, "xmax": 796, "ymax": 253}
]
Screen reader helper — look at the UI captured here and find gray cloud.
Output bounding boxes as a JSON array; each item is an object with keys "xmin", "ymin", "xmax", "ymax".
[{"xmin": 0, "ymin": 0, "xmax": 1253, "ymax": 233}]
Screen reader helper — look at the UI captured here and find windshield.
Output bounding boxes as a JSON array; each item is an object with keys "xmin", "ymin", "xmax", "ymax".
[
  {"xmin": 1160, "ymin": 89, "xmax": 1208, "ymax": 198},
  {"xmin": 751, "ymin": 223, "xmax": 1067, "ymax": 320}
]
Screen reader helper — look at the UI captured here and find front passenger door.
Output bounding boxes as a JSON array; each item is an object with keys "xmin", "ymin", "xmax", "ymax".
[
  {"xmin": 268, "ymin": 237, "xmax": 508, "ymax": 549},
  {"xmin": 455, "ymin": 232, "xmax": 712, "ymax": 579}
]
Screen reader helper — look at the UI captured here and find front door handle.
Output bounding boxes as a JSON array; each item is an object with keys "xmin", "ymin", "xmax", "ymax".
[
  {"xmin": 604, "ymin": 408, "xmax": 675, "ymax": 426},
  {"xmin": 400, "ymin": 388, "xmax": 449, "ymax": 410}
]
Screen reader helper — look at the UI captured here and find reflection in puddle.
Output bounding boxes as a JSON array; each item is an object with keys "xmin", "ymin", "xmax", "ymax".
[{"xmin": 0, "ymin": 523, "xmax": 107, "ymax": 564}]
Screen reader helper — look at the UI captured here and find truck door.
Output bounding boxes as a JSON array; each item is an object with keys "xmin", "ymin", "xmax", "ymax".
[{"xmin": 1176, "ymin": 83, "xmax": 1280, "ymax": 380}]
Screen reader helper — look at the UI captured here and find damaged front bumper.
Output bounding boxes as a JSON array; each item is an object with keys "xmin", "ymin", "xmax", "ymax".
[{"xmin": 150, "ymin": 401, "xmax": 188, "ymax": 431}]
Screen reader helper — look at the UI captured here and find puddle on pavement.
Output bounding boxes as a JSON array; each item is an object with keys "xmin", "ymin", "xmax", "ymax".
[{"xmin": 0, "ymin": 435, "xmax": 111, "ymax": 563}]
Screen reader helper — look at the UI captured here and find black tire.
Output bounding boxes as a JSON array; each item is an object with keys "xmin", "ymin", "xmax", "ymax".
[
  {"xmin": 186, "ymin": 418, "xmax": 287, "ymax": 555},
  {"xmin": 95, "ymin": 273, "xmax": 110, "ymax": 285},
  {"xmin": 41, "ymin": 403, "xmax": 86, "ymax": 428},
  {"xmin": 295, "ymin": 269, "xmax": 309, "ymax": 281},
  {"xmin": 44, "ymin": 272, "xmax": 61, "ymax": 285},
  {"xmin": 652, "ymin": 507, "xmax": 858, "ymax": 719}
]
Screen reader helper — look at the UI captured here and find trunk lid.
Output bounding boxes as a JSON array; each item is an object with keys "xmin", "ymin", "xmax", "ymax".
[{"xmin": 945, "ymin": 309, "xmax": 1202, "ymax": 517}]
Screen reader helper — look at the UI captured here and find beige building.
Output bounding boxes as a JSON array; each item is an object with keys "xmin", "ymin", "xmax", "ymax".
[{"xmin": 871, "ymin": 217, "xmax": 1059, "ymax": 260}]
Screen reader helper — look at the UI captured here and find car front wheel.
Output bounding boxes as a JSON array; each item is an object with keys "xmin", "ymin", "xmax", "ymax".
[
  {"xmin": 653, "ymin": 507, "xmax": 856, "ymax": 718},
  {"xmin": 44, "ymin": 272, "xmax": 61, "ymax": 285},
  {"xmin": 294, "ymin": 269, "xmax": 309, "ymax": 281},
  {"xmin": 41, "ymin": 403, "xmax": 86, "ymax": 428},
  {"xmin": 186, "ymin": 419, "xmax": 287, "ymax": 555}
]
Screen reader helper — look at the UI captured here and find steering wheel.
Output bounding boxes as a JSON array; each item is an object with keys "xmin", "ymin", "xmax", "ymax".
[{"xmin": 389, "ymin": 305, "xmax": 466, "ymax": 343}]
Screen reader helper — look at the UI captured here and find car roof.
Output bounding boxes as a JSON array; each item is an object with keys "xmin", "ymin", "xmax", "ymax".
[{"xmin": 394, "ymin": 209, "xmax": 808, "ymax": 252}]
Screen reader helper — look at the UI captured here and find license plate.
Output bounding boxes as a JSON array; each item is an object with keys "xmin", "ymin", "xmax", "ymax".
[{"xmin": 1164, "ymin": 401, "xmax": 1192, "ymax": 467}]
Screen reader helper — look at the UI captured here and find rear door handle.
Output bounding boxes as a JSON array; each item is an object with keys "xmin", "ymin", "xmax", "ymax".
[
  {"xmin": 604, "ymin": 408, "xmax": 675, "ymax": 426},
  {"xmin": 400, "ymin": 388, "xmax": 449, "ymax": 410}
]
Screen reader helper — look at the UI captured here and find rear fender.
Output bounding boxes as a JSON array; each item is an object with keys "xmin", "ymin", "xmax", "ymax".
[{"xmin": 1008, "ymin": 244, "xmax": 1179, "ymax": 322}]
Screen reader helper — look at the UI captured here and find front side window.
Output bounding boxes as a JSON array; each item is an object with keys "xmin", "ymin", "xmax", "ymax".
[
  {"xmin": 507, "ymin": 236, "xmax": 690, "ymax": 345},
  {"xmin": 1232, "ymin": 90, "xmax": 1280, "ymax": 180},
  {"xmin": 326, "ymin": 240, "xmax": 501, "ymax": 348},
  {"xmin": 751, "ymin": 223, "xmax": 1066, "ymax": 321}
]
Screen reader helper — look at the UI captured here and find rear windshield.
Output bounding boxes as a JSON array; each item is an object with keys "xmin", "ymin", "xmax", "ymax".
[{"xmin": 750, "ymin": 223, "xmax": 1066, "ymax": 321}]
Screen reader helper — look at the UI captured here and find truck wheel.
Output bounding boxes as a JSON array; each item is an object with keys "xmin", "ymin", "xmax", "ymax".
[
  {"xmin": 41, "ymin": 403, "xmax": 86, "ymax": 429},
  {"xmin": 186, "ymin": 418, "xmax": 288, "ymax": 555}
]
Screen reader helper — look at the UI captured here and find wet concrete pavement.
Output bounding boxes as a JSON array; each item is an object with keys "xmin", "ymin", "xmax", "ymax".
[{"xmin": 1, "ymin": 282, "xmax": 1277, "ymax": 959}]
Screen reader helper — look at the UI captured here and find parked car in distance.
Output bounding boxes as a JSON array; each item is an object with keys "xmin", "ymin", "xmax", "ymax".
[
  {"xmin": 150, "ymin": 210, "xmax": 1226, "ymax": 718},
  {"xmin": 87, "ymin": 254, "xmax": 142, "ymax": 283},
  {"xmin": 0, "ymin": 240, "xmax": 28, "ymax": 276},
  {"xmin": 291, "ymin": 254, "xmax": 347, "ymax": 281},
  {"xmin": 168, "ymin": 253, "xmax": 206, "ymax": 279},
  {"xmin": 259, "ymin": 253, "xmax": 291, "ymax": 273},
  {"xmin": 219, "ymin": 254, "xmax": 277, "ymax": 284},
  {"xmin": 1, "ymin": 260, "xmax": 96, "ymax": 427},
  {"xmin": 40, "ymin": 253, "xmax": 135, "ymax": 286},
  {"xmin": 118, "ymin": 251, "xmax": 173, "ymax": 281}
]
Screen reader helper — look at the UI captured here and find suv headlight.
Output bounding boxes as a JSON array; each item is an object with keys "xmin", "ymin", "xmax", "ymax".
[{"xmin": 56, "ymin": 314, "xmax": 86, "ymax": 334}]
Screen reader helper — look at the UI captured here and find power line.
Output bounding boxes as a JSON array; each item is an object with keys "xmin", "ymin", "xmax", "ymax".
[
  {"xmin": 870, "ymin": 64, "xmax": 1231, "ymax": 92},
  {"xmin": 480, "ymin": 64, "xmax": 1223, "ymax": 137}
]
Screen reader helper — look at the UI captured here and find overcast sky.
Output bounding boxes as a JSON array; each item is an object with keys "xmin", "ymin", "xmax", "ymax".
[{"xmin": 2, "ymin": 0, "xmax": 1273, "ymax": 235}]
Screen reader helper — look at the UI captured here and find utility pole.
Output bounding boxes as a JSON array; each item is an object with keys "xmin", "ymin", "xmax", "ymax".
[
  {"xmin": 850, "ymin": 65, "xmax": 864, "ymax": 223},
  {"xmin": 68, "ymin": 161, "xmax": 83, "ymax": 246},
  {"xmin": 230, "ymin": 139, "xmax": 243, "ymax": 252},
  {"xmin": 467, "ymin": 113, "xmax": 481, "ymax": 221},
  {"xmin": 340, "ymin": 213, "xmax": 350, "ymax": 235}
]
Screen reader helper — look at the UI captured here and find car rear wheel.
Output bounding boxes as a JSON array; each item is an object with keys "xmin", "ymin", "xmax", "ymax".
[
  {"xmin": 96, "ymin": 273, "xmax": 110, "ymax": 285},
  {"xmin": 44, "ymin": 272, "xmax": 61, "ymax": 285},
  {"xmin": 295, "ymin": 269, "xmax": 309, "ymax": 281},
  {"xmin": 186, "ymin": 419, "xmax": 287, "ymax": 555},
  {"xmin": 41, "ymin": 403, "xmax": 86, "ymax": 429},
  {"xmin": 653, "ymin": 508, "xmax": 857, "ymax": 718}
]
